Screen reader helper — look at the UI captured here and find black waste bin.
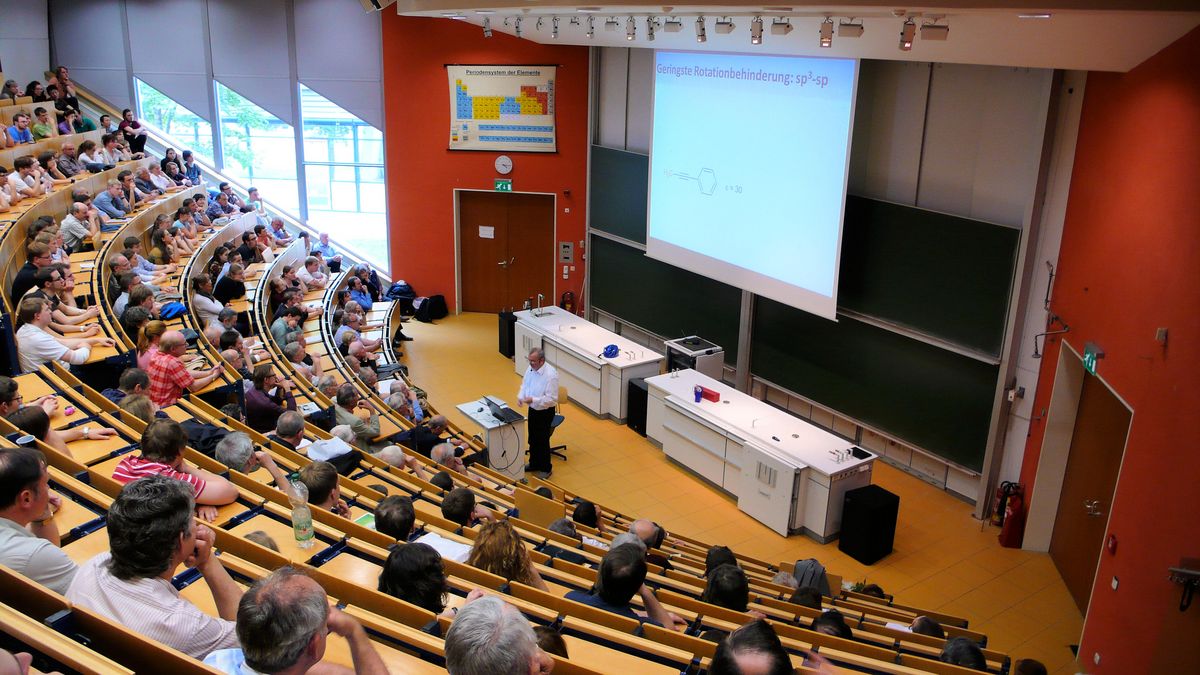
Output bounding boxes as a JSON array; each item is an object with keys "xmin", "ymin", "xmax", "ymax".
[
  {"xmin": 627, "ymin": 378, "xmax": 649, "ymax": 436},
  {"xmin": 498, "ymin": 311, "xmax": 517, "ymax": 358},
  {"xmin": 839, "ymin": 484, "xmax": 899, "ymax": 565}
]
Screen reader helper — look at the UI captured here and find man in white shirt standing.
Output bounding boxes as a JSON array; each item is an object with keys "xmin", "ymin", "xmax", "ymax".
[{"xmin": 517, "ymin": 347, "xmax": 559, "ymax": 479}]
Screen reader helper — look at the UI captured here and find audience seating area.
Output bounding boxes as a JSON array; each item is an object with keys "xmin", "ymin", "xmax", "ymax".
[{"xmin": 0, "ymin": 66, "xmax": 1037, "ymax": 675}]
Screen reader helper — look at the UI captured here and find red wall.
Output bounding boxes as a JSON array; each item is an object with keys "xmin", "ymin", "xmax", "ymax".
[
  {"xmin": 1019, "ymin": 28, "xmax": 1200, "ymax": 673},
  {"xmin": 381, "ymin": 15, "xmax": 590, "ymax": 311}
]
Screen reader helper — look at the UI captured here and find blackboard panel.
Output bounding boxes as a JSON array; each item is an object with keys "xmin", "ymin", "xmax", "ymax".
[
  {"xmin": 589, "ymin": 146, "xmax": 648, "ymax": 244},
  {"xmin": 590, "ymin": 235, "xmax": 741, "ymax": 364},
  {"xmin": 839, "ymin": 197, "xmax": 1019, "ymax": 356},
  {"xmin": 752, "ymin": 297, "xmax": 996, "ymax": 471}
]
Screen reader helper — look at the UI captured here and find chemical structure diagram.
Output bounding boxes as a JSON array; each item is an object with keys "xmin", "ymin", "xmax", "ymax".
[{"xmin": 666, "ymin": 167, "xmax": 718, "ymax": 196}]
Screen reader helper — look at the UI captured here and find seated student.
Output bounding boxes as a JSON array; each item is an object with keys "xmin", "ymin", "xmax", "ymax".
[
  {"xmin": 118, "ymin": 393, "xmax": 158, "ymax": 424},
  {"xmin": 429, "ymin": 470, "xmax": 454, "ymax": 492},
  {"xmin": 213, "ymin": 263, "xmax": 247, "ymax": 305},
  {"xmin": 810, "ymin": 609, "xmax": 853, "ymax": 639},
  {"xmin": 146, "ymin": 331, "xmax": 223, "ymax": 407},
  {"xmin": 111, "ymin": 419, "xmax": 238, "ymax": 521},
  {"xmin": 298, "ymin": 461, "xmax": 351, "ymax": 518},
  {"xmin": 377, "ymin": 542, "xmax": 465, "ymax": 621},
  {"xmin": 709, "ymin": 619, "xmax": 794, "ymax": 675},
  {"xmin": 467, "ymin": 520, "xmax": 550, "ymax": 591},
  {"xmin": 374, "ymin": 495, "xmax": 416, "ymax": 541},
  {"xmin": 630, "ymin": 518, "xmax": 673, "ymax": 570},
  {"xmin": 445, "ymin": 596, "xmax": 553, "ymax": 675},
  {"xmin": 244, "ymin": 366, "xmax": 296, "ymax": 433},
  {"xmin": 0, "ymin": 447, "xmax": 79, "ymax": 593},
  {"xmin": 940, "ymin": 637, "xmax": 987, "ymax": 670},
  {"xmin": 15, "ymin": 297, "xmax": 114, "ymax": 374},
  {"xmin": 440, "ymin": 487, "xmax": 496, "ymax": 529},
  {"xmin": 102, "ymin": 367, "xmax": 153, "ymax": 406},
  {"xmin": 771, "ymin": 571, "xmax": 799, "ymax": 589},
  {"xmin": 270, "ymin": 306, "xmax": 305, "ymax": 346},
  {"xmin": 203, "ymin": 567, "xmax": 387, "ymax": 675},
  {"xmin": 704, "ymin": 564, "xmax": 767, "ymax": 618},
  {"xmin": 0, "ymin": 377, "xmax": 58, "ymax": 420},
  {"xmin": 543, "ymin": 517, "xmax": 589, "ymax": 565},
  {"xmin": 909, "ymin": 615, "xmax": 945, "ymax": 638},
  {"xmin": 1013, "ymin": 658, "xmax": 1048, "ymax": 675},
  {"xmin": 213, "ymin": 432, "xmax": 291, "ymax": 489},
  {"xmin": 564, "ymin": 543, "xmax": 676, "ymax": 628},
  {"xmin": 67, "ymin": 476, "xmax": 240, "ymax": 659},
  {"xmin": 571, "ymin": 499, "xmax": 610, "ymax": 550},
  {"xmin": 534, "ymin": 625, "xmax": 569, "ymax": 660},
  {"xmin": 705, "ymin": 545, "xmax": 739, "ymax": 576},
  {"xmin": 860, "ymin": 583, "xmax": 887, "ymax": 599},
  {"xmin": 789, "ymin": 586, "xmax": 824, "ymax": 610}
]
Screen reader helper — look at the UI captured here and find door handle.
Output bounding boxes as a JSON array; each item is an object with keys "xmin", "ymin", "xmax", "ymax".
[
  {"xmin": 509, "ymin": 257, "xmax": 516, "ymax": 266},
  {"xmin": 497, "ymin": 260, "xmax": 508, "ymax": 268},
  {"xmin": 1084, "ymin": 499, "xmax": 1103, "ymax": 517}
]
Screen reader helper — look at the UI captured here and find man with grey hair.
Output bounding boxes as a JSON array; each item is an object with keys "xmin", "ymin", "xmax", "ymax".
[
  {"xmin": 629, "ymin": 518, "xmax": 672, "ymax": 570},
  {"xmin": 267, "ymin": 411, "xmax": 305, "ymax": 453},
  {"xmin": 444, "ymin": 595, "xmax": 553, "ymax": 675},
  {"xmin": 67, "ymin": 476, "xmax": 241, "ymax": 658},
  {"xmin": 282, "ymin": 341, "xmax": 321, "ymax": 381},
  {"xmin": 306, "ymin": 375, "xmax": 339, "ymax": 431},
  {"xmin": 374, "ymin": 445, "xmax": 428, "ymax": 480},
  {"xmin": 543, "ymin": 518, "xmax": 588, "ymax": 565},
  {"xmin": 517, "ymin": 347, "xmax": 558, "ymax": 479},
  {"xmin": 611, "ymin": 532, "xmax": 647, "ymax": 552},
  {"xmin": 204, "ymin": 566, "xmax": 386, "ymax": 675},
  {"xmin": 60, "ymin": 202, "xmax": 100, "ymax": 251},
  {"xmin": 215, "ymin": 432, "xmax": 292, "ymax": 490}
]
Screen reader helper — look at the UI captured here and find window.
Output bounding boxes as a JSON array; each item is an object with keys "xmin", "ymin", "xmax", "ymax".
[
  {"xmin": 215, "ymin": 82, "xmax": 299, "ymax": 212},
  {"xmin": 300, "ymin": 84, "xmax": 387, "ymax": 272},
  {"xmin": 134, "ymin": 79, "xmax": 214, "ymax": 163}
]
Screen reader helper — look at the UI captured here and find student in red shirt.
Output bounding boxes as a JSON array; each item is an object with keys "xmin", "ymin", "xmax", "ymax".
[
  {"xmin": 112, "ymin": 419, "xmax": 237, "ymax": 521},
  {"xmin": 146, "ymin": 331, "xmax": 223, "ymax": 407}
]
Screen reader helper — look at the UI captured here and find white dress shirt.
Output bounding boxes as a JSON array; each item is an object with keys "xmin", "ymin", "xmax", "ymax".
[
  {"xmin": 67, "ymin": 552, "xmax": 239, "ymax": 659},
  {"xmin": 518, "ymin": 361, "xmax": 559, "ymax": 410}
]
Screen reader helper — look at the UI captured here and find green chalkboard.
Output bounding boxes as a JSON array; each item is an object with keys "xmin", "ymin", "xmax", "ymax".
[
  {"xmin": 751, "ymin": 298, "xmax": 996, "ymax": 472},
  {"xmin": 589, "ymin": 235, "xmax": 741, "ymax": 364},
  {"xmin": 589, "ymin": 146, "xmax": 648, "ymax": 244},
  {"xmin": 839, "ymin": 197, "xmax": 1019, "ymax": 357}
]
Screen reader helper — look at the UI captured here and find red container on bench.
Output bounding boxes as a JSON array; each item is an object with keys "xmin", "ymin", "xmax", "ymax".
[{"xmin": 700, "ymin": 387, "xmax": 721, "ymax": 403}]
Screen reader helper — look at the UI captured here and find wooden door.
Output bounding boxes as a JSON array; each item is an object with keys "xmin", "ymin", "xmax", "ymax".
[
  {"xmin": 458, "ymin": 191, "xmax": 555, "ymax": 313},
  {"xmin": 1049, "ymin": 372, "xmax": 1131, "ymax": 613}
]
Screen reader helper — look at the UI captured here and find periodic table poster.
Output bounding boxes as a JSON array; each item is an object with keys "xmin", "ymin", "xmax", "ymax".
[{"xmin": 447, "ymin": 65, "xmax": 556, "ymax": 152}]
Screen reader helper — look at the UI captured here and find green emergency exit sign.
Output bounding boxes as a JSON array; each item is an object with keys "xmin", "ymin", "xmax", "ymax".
[
  {"xmin": 494, "ymin": 179, "xmax": 512, "ymax": 192},
  {"xmin": 1083, "ymin": 342, "xmax": 1104, "ymax": 375}
]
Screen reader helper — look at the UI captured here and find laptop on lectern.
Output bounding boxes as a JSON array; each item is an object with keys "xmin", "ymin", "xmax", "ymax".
[{"xmin": 486, "ymin": 398, "xmax": 524, "ymax": 425}]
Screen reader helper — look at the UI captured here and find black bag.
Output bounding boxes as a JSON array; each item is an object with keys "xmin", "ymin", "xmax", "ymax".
[
  {"xmin": 386, "ymin": 282, "xmax": 417, "ymax": 314},
  {"xmin": 180, "ymin": 420, "xmax": 227, "ymax": 458},
  {"xmin": 414, "ymin": 294, "xmax": 448, "ymax": 323}
]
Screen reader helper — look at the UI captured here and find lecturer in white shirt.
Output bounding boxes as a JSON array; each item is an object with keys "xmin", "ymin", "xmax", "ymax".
[{"xmin": 517, "ymin": 347, "xmax": 558, "ymax": 479}]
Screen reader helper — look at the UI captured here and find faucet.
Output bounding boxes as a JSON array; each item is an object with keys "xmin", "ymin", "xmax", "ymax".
[{"xmin": 535, "ymin": 293, "xmax": 545, "ymax": 316}]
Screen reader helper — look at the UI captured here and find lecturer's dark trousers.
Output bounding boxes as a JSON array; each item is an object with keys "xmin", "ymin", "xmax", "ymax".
[{"xmin": 527, "ymin": 406, "xmax": 555, "ymax": 472}]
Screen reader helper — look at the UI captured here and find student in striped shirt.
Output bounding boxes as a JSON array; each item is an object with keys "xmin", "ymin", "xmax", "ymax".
[{"xmin": 111, "ymin": 419, "xmax": 238, "ymax": 522}]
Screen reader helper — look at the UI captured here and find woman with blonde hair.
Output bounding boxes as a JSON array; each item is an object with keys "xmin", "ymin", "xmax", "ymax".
[
  {"xmin": 136, "ymin": 320, "xmax": 167, "ymax": 370},
  {"xmin": 466, "ymin": 520, "xmax": 550, "ymax": 591}
]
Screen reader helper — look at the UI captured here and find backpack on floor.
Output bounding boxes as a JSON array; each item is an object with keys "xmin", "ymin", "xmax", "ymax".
[
  {"xmin": 793, "ymin": 558, "xmax": 832, "ymax": 596},
  {"xmin": 414, "ymin": 294, "xmax": 447, "ymax": 323}
]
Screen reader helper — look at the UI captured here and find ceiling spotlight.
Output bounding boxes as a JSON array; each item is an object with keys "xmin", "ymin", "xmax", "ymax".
[
  {"xmin": 514, "ymin": 16, "xmax": 523, "ymax": 38},
  {"xmin": 695, "ymin": 16, "xmax": 707, "ymax": 42},
  {"xmin": 770, "ymin": 18, "xmax": 792, "ymax": 35},
  {"xmin": 552, "ymin": 16, "xmax": 560, "ymax": 39},
  {"xmin": 819, "ymin": 19, "xmax": 833, "ymax": 47},
  {"xmin": 838, "ymin": 20, "xmax": 864, "ymax": 38},
  {"xmin": 899, "ymin": 18, "xmax": 915, "ymax": 51},
  {"xmin": 586, "ymin": 16, "xmax": 595, "ymax": 38},
  {"xmin": 646, "ymin": 17, "xmax": 659, "ymax": 41},
  {"xmin": 920, "ymin": 22, "xmax": 949, "ymax": 40},
  {"xmin": 750, "ymin": 16, "xmax": 763, "ymax": 44},
  {"xmin": 664, "ymin": 17, "xmax": 683, "ymax": 33},
  {"xmin": 605, "ymin": 17, "xmax": 618, "ymax": 31},
  {"xmin": 535, "ymin": 17, "xmax": 544, "ymax": 31},
  {"xmin": 482, "ymin": 17, "xmax": 492, "ymax": 38},
  {"xmin": 626, "ymin": 16, "xmax": 636, "ymax": 40},
  {"xmin": 715, "ymin": 17, "xmax": 735, "ymax": 34}
]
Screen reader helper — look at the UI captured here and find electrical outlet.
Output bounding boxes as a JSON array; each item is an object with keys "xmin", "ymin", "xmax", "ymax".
[{"xmin": 1111, "ymin": 576, "xmax": 1119, "ymax": 590}]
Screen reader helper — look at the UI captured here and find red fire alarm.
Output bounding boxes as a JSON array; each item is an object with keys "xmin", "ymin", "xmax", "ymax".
[{"xmin": 1107, "ymin": 534, "xmax": 1118, "ymax": 555}]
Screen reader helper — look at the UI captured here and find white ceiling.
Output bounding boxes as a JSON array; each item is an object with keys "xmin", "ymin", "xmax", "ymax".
[{"xmin": 390, "ymin": 2, "xmax": 1200, "ymax": 71}]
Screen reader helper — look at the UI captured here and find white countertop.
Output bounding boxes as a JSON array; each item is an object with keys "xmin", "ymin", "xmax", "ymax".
[
  {"xmin": 646, "ymin": 369, "xmax": 873, "ymax": 476},
  {"xmin": 515, "ymin": 306, "xmax": 664, "ymax": 368}
]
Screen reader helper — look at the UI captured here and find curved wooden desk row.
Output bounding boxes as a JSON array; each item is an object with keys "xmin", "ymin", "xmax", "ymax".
[
  {"xmin": 0, "ymin": 129, "xmax": 102, "ymax": 175},
  {"xmin": 1, "ymin": 157, "xmax": 157, "ymax": 314}
]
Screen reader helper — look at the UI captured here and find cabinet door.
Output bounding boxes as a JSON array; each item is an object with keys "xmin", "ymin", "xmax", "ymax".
[
  {"xmin": 662, "ymin": 405, "xmax": 726, "ymax": 487},
  {"xmin": 723, "ymin": 435, "xmax": 746, "ymax": 492},
  {"xmin": 646, "ymin": 385, "xmax": 667, "ymax": 443}
]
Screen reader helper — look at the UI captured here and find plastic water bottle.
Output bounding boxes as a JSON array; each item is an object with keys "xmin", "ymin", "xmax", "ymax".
[{"xmin": 288, "ymin": 480, "xmax": 314, "ymax": 549}]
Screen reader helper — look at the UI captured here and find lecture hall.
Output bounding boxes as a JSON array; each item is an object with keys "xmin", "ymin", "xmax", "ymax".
[{"xmin": 0, "ymin": 1, "xmax": 1196, "ymax": 674}]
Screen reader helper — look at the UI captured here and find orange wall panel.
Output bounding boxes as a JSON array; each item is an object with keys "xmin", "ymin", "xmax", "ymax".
[
  {"xmin": 381, "ymin": 14, "xmax": 589, "ymax": 311},
  {"xmin": 1020, "ymin": 27, "xmax": 1200, "ymax": 673}
]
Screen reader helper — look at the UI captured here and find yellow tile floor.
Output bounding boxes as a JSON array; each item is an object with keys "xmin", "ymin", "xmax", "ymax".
[{"xmin": 401, "ymin": 312, "xmax": 1083, "ymax": 673}]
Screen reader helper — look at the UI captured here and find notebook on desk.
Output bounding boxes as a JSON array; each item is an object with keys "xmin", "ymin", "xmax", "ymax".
[{"xmin": 486, "ymin": 398, "xmax": 524, "ymax": 424}]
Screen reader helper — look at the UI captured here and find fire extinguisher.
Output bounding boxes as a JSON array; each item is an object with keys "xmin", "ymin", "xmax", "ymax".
[
  {"xmin": 998, "ymin": 484, "xmax": 1027, "ymax": 548},
  {"xmin": 560, "ymin": 291, "xmax": 575, "ymax": 313},
  {"xmin": 991, "ymin": 481, "xmax": 1020, "ymax": 527}
]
